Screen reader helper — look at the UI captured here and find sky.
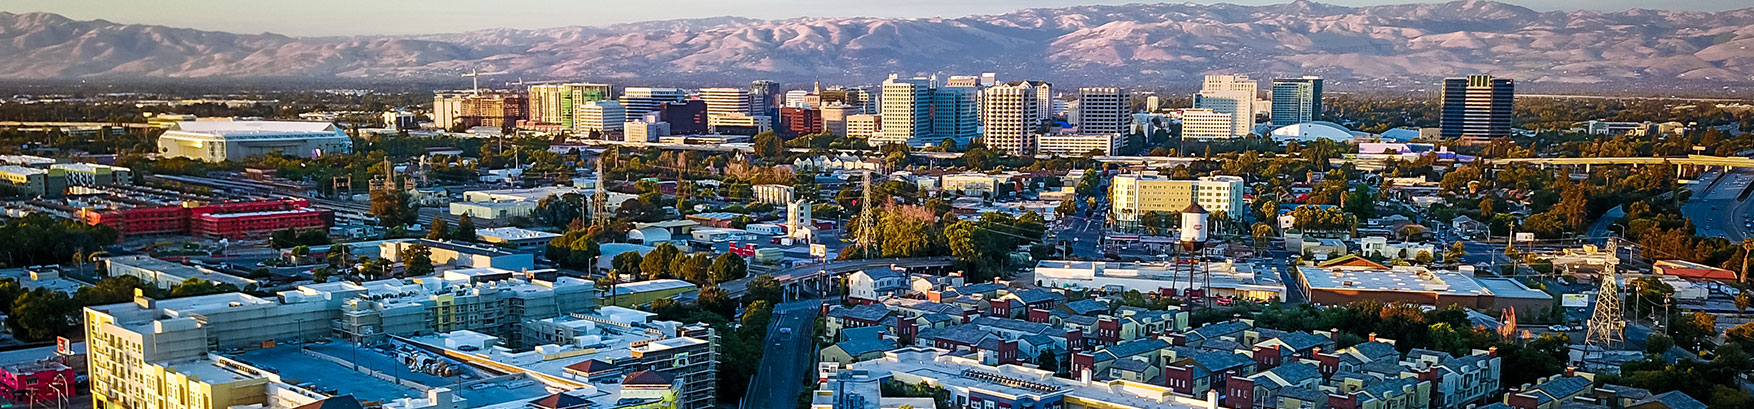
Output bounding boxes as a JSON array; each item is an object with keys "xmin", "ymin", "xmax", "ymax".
[{"xmin": 7, "ymin": 0, "xmax": 1751, "ymax": 36}]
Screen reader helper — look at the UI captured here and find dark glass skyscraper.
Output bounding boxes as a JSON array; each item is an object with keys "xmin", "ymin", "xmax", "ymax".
[
  {"xmin": 1270, "ymin": 76, "xmax": 1322, "ymax": 126},
  {"xmin": 1440, "ymin": 74, "xmax": 1514, "ymax": 142}
]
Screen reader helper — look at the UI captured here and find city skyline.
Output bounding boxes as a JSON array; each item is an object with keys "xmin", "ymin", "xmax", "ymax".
[{"xmin": 3, "ymin": 0, "xmax": 1749, "ymax": 36}]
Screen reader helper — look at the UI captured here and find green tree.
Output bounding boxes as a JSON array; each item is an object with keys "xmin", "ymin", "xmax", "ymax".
[
  {"xmin": 611, "ymin": 251, "xmax": 644, "ymax": 280},
  {"xmin": 370, "ymin": 188, "xmax": 416, "ymax": 227},
  {"xmin": 1056, "ymin": 200, "xmax": 1077, "ymax": 218},
  {"xmin": 708, "ymin": 253, "xmax": 747, "ymax": 283},
  {"xmin": 6, "ymin": 289, "xmax": 74, "ymax": 341},
  {"xmin": 641, "ymin": 243, "xmax": 682, "ymax": 280},
  {"xmin": 673, "ymin": 253, "xmax": 713, "ymax": 285},
  {"xmin": 426, "ymin": 218, "xmax": 450, "ymax": 240},
  {"xmin": 169, "ymin": 277, "xmax": 239, "ymax": 298},
  {"xmin": 453, "ymin": 214, "xmax": 478, "ymax": 242},
  {"xmin": 747, "ymin": 274, "xmax": 783, "ymax": 304},
  {"xmin": 402, "ymin": 244, "xmax": 435, "ymax": 276},
  {"xmin": 753, "ymin": 132, "xmax": 785, "ymax": 159}
]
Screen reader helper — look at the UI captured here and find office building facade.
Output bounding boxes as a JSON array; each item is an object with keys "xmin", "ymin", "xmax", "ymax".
[
  {"xmin": 1270, "ymin": 76, "xmax": 1322, "ymax": 126},
  {"xmin": 576, "ymin": 100, "xmax": 627, "ymax": 134},
  {"xmin": 1075, "ymin": 87, "xmax": 1130, "ymax": 135},
  {"xmin": 1440, "ymin": 75, "xmax": 1514, "ymax": 142},
  {"xmin": 1194, "ymin": 75, "xmax": 1258, "ymax": 138},
  {"xmin": 620, "ymin": 88, "xmax": 688, "ymax": 117},
  {"xmin": 700, "ymin": 88, "xmax": 752, "ymax": 118}
]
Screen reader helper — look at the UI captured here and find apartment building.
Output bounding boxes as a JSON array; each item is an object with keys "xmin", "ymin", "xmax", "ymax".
[
  {"xmin": 1109, "ymin": 174, "xmax": 1246, "ymax": 226},
  {"xmin": 982, "ymin": 81, "xmax": 1043, "ymax": 155},
  {"xmin": 0, "ymin": 165, "xmax": 65, "ymax": 197}
]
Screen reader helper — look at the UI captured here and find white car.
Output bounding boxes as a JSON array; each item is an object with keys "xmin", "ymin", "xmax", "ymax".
[{"xmin": 1547, "ymin": 325, "xmax": 1569, "ymax": 332}]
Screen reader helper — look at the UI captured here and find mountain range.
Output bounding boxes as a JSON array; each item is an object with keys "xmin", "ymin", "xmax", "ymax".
[{"xmin": 2, "ymin": 0, "xmax": 1753, "ymax": 89}]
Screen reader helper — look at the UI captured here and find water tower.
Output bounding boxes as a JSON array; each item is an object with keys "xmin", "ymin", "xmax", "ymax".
[{"xmin": 1179, "ymin": 202, "xmax": 1211, "ymax": 308}]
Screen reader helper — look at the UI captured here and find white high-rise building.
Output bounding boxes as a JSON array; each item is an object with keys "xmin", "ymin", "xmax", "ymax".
[
  {"xmin": 1175, "ymin": 109, "xmax": 1235, "ymax": 140},
  {"xmin": 1194, "ymin": 75, "xmax": 1258, "ymax": 138},
  {"xmin": 847, "ymin": 114, "xmax": 881, "ymax": 139},
  {"xmin": 701, "ymin": 87, "xmax": 752, "ymax": 117},
  {"xmin": 1075, "ymin": 87, "xmax": 1130, "ymax": 135},
  {"xmin": 878, "ymin": 75, "xmax": 932, "ymax": 146},
  {"xmin": 576, "ymin": 100, "xmax": 626, "ymax": 134},
  {"xmin": 981, "ymin": 81, "xmax": 1042, "ymax": 156},
  {"xmin": 619, "ymin": 87, "xmax": 687, "ymax": 117}
]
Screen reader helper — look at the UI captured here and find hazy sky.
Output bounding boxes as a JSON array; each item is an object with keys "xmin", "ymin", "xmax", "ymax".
[{"xmin": 8, "ymin": 0, "xmax": 1750, "ymax": 36}]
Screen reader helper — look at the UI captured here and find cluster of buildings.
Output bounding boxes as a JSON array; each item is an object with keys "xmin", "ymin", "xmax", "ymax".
[
  {"xmin": 80, "ymin": 245, "xmax": 719, "ymax": 409},
  {"xmin": 0, "ymin": 154, "xmax": 133, "ymax": 197},
  {"xmin": 817, "ymin": 273, "xmax": 1510, "ymax": 409},
  {"xmin": 418, "ymin": 70, "xmax": 1519, "ymax": 159}
]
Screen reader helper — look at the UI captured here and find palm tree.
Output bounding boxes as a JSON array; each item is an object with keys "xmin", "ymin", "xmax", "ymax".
[
  {"xmin": 1737, "ymin": 290, "xmax": 1752, "ymax": 319},
  {"xmin": 1743, "ymin": 239, "xmax": 1754, "ymax": 283}
]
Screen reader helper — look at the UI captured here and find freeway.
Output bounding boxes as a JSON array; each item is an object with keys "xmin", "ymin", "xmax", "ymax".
[
  {"xmin": 741, "ymin": 299, "xmax": 823, "ymax": 409},
  {"xmin": 1481, "ymin": 154, "xmax": 1754, "ymax": 169},
  {"xmin": 1680, "ymin": 169, "xmax": 1754, "ymax": 241}
]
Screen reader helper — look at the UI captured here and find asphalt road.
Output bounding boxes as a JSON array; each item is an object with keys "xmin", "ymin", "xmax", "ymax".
[
  {"xmin": 742, "ymin": 299, "xmax": 823, "ymax": 409},
  {"xmin": 1681, "ymin": 169, "xmax": 1754, "ymax": 241},
  {"xmin": 1052, "ymin": 214, "xmax": 1104, "ymax": 258}
]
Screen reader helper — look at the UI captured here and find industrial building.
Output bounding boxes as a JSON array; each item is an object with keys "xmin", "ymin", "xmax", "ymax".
[
  {"xmin": 157, "ymin": 121, "xmax": 353, "ymax": 162},
  {"xmin": 1034, "ymin": 260, "xmax": 1287, "ymax": 303}
]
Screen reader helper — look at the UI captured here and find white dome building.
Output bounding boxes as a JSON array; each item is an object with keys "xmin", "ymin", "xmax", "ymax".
[{"xmin": 1268, "ymin": 121, "xmax": 1369, "ymax": 143}]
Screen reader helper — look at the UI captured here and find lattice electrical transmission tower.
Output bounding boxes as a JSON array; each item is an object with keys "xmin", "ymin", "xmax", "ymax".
[
  {"xmin": 590, "ymin": 157, "xmax": 610, "ymax": 227},
  {"xmin": 856, "ymin": 170, "xmax": 878, "ymax": 255},
  {"xmin": 1585, "ymin": 238, "xmax": 1625, "ymax": 349}
]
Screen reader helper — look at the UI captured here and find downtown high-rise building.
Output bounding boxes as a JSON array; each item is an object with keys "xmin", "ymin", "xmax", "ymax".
[
  {"xmin": 877, "ymin": 74, "xmax": 980, "ymax": 148},
  {"xmin": 982, "ymin": 81, "xmax": 1043, "ymax": 156},
  {"xmin": 933, "ymin": 77, "xmax": 982, "ymax": 148},
  {"xmin": 1075, "ymin": 87, "xmax": 1130, "ymax": 135},
  {"xmin": 1270, "ymin": 76, "xmax": 1323, "ymax": 126},
  {"xmin": 749, "ymin": 80, "xmax": 781, "ymax": 117},
  {"xmin": 1194, "ymin": 74, "xmax": 1258, "ymax": 138},
  {"xmin": 619, "ymin": 87, "xmax": 688, "ymax": 117},
  {"xmin": 878, "ymin": 75, "xmax": 933, "ymax": 146},
  {"xmin": 1440, "ymin": 74, "xmax": 1514, "ymax": 142},
  {"xmin": 528, "ymin": 83, "xmax": 613, "ymax": 129},
  {"xmin": 700, "ymin": 87, "xmax": 753, "ymax": 117}
]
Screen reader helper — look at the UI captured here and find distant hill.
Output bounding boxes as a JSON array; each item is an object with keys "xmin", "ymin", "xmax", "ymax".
[{"xmin": 2, "ymin": 0, "xmax": 1752, "ymax": 89}]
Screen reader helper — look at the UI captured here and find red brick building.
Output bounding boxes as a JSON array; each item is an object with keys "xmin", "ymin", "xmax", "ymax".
[
  {"xmin": 78, "ymin": 199, "xmax": 329, "ymax": 239},
  {"xmin": 780, "ymin": 107, "xmax": 822, "ymax": 137}
]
